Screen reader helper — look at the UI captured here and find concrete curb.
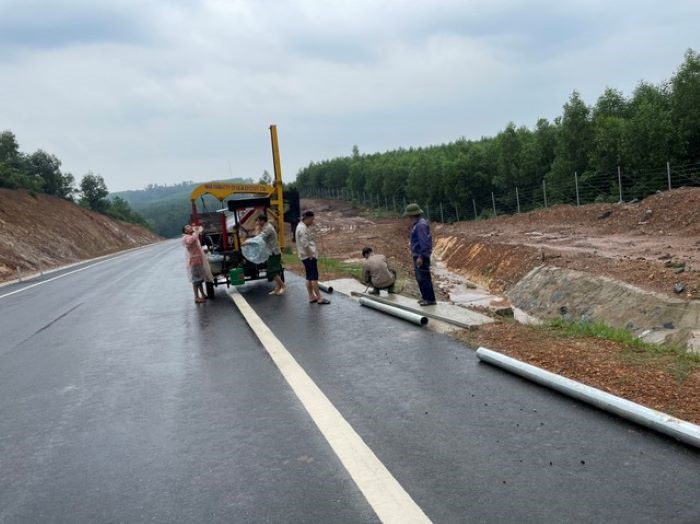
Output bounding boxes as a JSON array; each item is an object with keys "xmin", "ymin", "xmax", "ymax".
[{"xmin": 476, "ymin": 346, "xmax": 700, "ymax": 449}]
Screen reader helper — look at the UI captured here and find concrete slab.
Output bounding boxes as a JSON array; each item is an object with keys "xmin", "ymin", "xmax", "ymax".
[{"xmin": 321, "ymin": 278, "xmax": 494, "ymax": 332}]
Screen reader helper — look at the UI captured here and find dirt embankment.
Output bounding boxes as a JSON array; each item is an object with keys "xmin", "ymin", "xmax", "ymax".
[
  {"xmin": 301, "ymin": 188, "xmax": 700, "ymax": 424},
  {"xmin": 0, "ymin": 188, "xmax": 161, "ymax": 282}
]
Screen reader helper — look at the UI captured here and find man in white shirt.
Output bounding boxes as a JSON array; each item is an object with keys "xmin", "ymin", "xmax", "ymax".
[{"xmin": 295, "ymin": 210, "xmax": 330, "ymax": 304}]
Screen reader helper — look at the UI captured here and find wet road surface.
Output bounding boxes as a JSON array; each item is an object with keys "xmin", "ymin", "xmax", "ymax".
[{"xmin": 1, "ymin": 240, "xmax": 698, "ymax": 523}]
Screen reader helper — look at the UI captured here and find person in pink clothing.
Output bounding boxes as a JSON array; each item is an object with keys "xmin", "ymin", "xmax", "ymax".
[{"xmin": 182, "ymin": 223, "xmax": 208, "ymax": 303}]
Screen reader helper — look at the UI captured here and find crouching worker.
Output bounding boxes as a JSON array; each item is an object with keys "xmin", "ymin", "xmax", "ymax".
[{"xmin": 361, "ymin": 246, "xmax": 396, "ymax": 295}]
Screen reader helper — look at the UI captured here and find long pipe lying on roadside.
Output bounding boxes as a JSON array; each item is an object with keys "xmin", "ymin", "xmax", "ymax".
[
  {"xmin": 318, "ymin": 283, "xmax": 334, "ymax": 293},
  {"xmin": 359, "ymin": 297, "xmax": 428, "ymax": 326},
  {"xmin": 476, "ymin": 347, "xmax": 700, "ymax": 449}
]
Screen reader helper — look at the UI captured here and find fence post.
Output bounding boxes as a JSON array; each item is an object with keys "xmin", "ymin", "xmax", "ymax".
[
  {"xmin": 543, "ymin": 180, "xmax": 548, "ymax": 208},
  {"xmin": 472, "ymin": 199, "xmax": 477, "ymax": 219},
  {"xmin": 516, "ymin": 187, "xmax": 521, "ymax": 213},
  {"xmin": 667, "ymin": 161, "xmax": 672, "ymax": 190},
  {"xmin": 439, "ymin": 202, "xmax": 444, "ymax": 223},
  {"xmin": 491, "ymin": 192, "xmax": 497, "ymax": 216},
  {"xmin": 392, "ymin": 195, "xmax": 396, "ymax": 212},
  {"xmin": 574, "ymin": 171, "xmax": 580, "ymax": 206},
  {"xmin": 454, "ymin": 203, "xmax": 459, "ymax": 222},
  {"xmin": 17, "ymin": 266, "xmax": 22, "ymax": 282},
  {"xmin": 617, "ymin": 166, "xmax": 623, "ymax": 202},
  {"xmin": 403, "ymin": 197, "xmax": 407, "ymax": 211},
  {"xmin": 385, "ymin": 195, "xmax": 388, "ymax": 211}
]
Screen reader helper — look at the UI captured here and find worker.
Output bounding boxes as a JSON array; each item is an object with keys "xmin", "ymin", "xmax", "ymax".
[
  {"xmin": 182, "ymin": 223, "xmax": 208, "ymax": 304},
  {"xmin": 250, "ymin": 213, "xmax": 286, "ymax": 295},
  {"xmin": 403, "ymin": 203, "xmax": 436, "ymax": 306},
  {"xmin": 361, "ymin": 246, "xmax": 396, "ymax": 295},
  {"xmin": 295, "ymin": 210, "xmax": 330, "ymax": 305}
]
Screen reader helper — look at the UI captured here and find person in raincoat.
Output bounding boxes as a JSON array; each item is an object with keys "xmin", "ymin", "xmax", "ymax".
[
  {"xmin": 245, "ymin": 213, "xmax": 286, "ymax": 295},
  {"xmin": 182, "ymin": 223, "xmax": 211, "ymax": 303}
]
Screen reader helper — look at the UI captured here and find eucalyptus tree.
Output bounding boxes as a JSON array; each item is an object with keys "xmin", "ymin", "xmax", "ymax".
[
  {"xmin": 670, "ymin": 49, "xmax": 700, "ymax": 163},
  {"xmin": 547, "ymin": 91, "xmax": 594, "ymax": 202},
  {"xmin": 622, "ymin": 81, "xmax": 674, "ymax": 195}
]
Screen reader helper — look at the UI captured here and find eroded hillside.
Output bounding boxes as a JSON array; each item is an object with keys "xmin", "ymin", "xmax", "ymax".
[{"xmin": 0, "ymin": 189, "xmax": 161, "ymax": 282}]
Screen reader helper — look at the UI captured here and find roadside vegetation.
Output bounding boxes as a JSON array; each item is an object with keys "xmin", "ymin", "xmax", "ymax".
[
  {"xmin": 546, "ymin": 318, "xmax": 700, "ymax": 381},
  {"xmin": 295, "ymin": 50, "xmax": 700, "ymax": 216},
  {"xmin": 0, "ymin": 131, "xmax": 148, "ymax": 228}
]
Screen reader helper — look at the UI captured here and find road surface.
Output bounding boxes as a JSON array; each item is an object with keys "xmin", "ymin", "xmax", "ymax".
[{"xmin": 1, "ymin": 240, "xmax": 698, "ymax": 523}]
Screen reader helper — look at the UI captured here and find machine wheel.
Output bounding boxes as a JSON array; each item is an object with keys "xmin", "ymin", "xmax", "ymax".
[{"xmin": 206, "ymin": 281, "xmax": 216, "ymax": 299}]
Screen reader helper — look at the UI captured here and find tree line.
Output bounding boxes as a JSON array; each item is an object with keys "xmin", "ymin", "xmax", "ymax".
[
  {"xmin": 295, "ymin": 50, "xmax": 700, "ymax": 215},
  {"xmin": 0, "ymin": 130, "xmax": 148, "ymax": 228}
]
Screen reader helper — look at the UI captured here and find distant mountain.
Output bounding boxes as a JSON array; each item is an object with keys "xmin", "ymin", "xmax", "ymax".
[{"xmin": 111, "ymin": 179, "xmax": 253, "ymax": 237}]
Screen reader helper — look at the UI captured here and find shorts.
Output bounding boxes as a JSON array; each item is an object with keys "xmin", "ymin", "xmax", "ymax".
[
  {"xmin": 267, "ymin": 254, "xmax": 283, "ymax": 281},
  {"xmin": 302, "ymin": 257, "xmax": 319, "ymax": 281}
]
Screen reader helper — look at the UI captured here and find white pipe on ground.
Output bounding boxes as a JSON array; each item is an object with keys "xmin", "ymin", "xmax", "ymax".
[
  {"xmin": 359, "ymin": 297, "xmax": 428, "ymax": 326},
  {"xmin": 318, "ymin": 283, "xmax": 334, "ymax": 293},
  {"xmin": 476, "ymin": 347, "xmax": 700, "ymax": 449}
]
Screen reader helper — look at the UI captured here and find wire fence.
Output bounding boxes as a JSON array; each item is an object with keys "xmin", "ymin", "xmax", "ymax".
[{"xmin": 301, "ymin": 161, "xmax": 700, "ymax": 223}]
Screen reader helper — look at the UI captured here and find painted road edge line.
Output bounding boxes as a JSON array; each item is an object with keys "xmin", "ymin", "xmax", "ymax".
[
  {"xmin": 228, "ymin": 287, "xmax": 431, "ymax": 524},
  {"xmin": 476, "ymin": 346, "xmax": 700, "ymax": 449},
  {"xmin": 0, "ymin": 243, "xmax": 166, "ymax": 300}
]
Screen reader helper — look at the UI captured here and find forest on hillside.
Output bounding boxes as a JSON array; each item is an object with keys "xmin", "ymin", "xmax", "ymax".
[
  {"xmin": 295, "ymin": 50, "xmax": 700, "ymax": 220},
  {"xmin": 112, "ymin": 179, "xmax": 254, "ymax": 238},
  {"xmin": 0, "ymin": 131, "xmax": 147, "ymax": 227}
]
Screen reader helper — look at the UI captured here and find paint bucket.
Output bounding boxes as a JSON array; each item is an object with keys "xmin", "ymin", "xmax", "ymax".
[{"xmin": 229, "ymin": 268, "xmax": 245, "ymax": 285}]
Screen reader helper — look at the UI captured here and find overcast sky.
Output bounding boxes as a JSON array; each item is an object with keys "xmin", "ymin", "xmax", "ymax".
[{"xmin": 1, "ymin": 1, "xmax": 698, "ymax": 192}]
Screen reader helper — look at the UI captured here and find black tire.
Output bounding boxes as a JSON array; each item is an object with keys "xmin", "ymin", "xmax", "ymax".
[{"xmin": 206, "ymin": 281, "xmax": 215, "ymax": 299}]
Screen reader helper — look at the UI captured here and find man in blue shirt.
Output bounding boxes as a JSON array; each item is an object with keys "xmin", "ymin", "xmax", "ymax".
[{"xmin": 403, "ymin": 203, "xmax": 436, "ymax": 306}]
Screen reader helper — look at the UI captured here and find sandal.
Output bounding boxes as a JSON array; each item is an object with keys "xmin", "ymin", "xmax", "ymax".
[
  {"xmin": 195, "ymin": 297, "xmax": 206, "ymax": 304},
  {"xmin": 317, "ymin": 298, "xmax": 331, "ymax": 305},
  {"xmin": 309, "ymin": 299, "xmax": 318, "ymax": 303}
]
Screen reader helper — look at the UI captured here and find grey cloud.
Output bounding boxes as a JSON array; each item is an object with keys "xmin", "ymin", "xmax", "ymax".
[{"xmin": 0, "ymin": 0, "xmax": 153, "ymax": 49}]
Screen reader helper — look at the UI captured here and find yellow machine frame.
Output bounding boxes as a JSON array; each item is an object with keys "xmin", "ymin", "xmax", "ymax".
[{"xmin": 189, "ymin": 125, "xmax": 287, "ymax": 250}]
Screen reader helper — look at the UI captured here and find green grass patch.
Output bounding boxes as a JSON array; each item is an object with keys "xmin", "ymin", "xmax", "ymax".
[
  {"xmin": 316, "ymin": 257, "xmax": 364, "ymax": 279},
  {"xmin": 281, "ymin": 253, "xmax": 364, "ymax": 280},
  {"xmin": 547, "ymin": 318, "xmax": 700, "ymax": 381}
]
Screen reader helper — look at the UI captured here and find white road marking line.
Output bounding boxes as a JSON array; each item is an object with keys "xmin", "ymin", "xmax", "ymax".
[
  {"xmin": 0, "ymin": 249, "xmax": 142, "ymax": 300},
  {"xmin": 228, "ymin": 287, "xmax": 431, "ymax": 524}
]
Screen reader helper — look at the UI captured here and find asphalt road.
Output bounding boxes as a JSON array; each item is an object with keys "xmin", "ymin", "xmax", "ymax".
[{"xmin": 1, "ymin": 240, "xmax": 698, "ymax": 523}]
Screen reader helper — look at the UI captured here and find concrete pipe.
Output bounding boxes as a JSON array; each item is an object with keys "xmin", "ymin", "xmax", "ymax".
[
  {"xmin": 476, "ymin": 347, "xmax": 700, "ymax": 449},
  {"xmin": 359, "ymin": 297, "xmax": 428, "ymax": 326},
  {"xmin": 318, "ymin": 283, "xmax": 334, "ymax": 293}
]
